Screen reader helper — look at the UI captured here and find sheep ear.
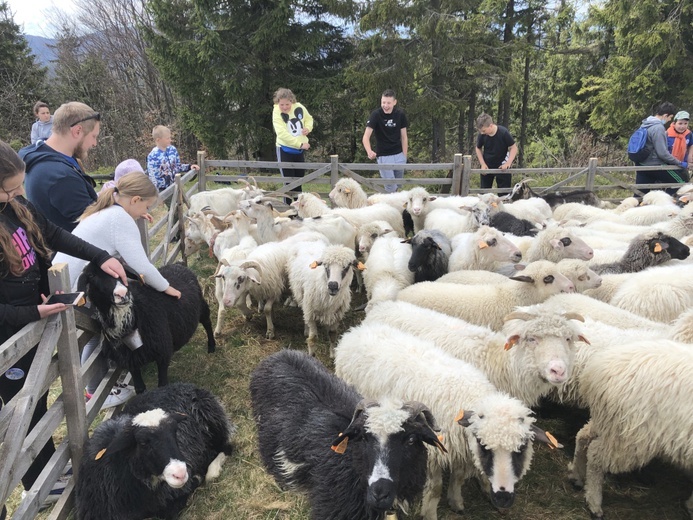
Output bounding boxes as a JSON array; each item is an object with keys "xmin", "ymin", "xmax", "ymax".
[
  {"xmin": 401, "ymin": 238, "xmax": 412, "ymax": 244},
  {"xmin": 402, "ymin": 402, "xmax": 447, "ymax": 454},
  {"xmin": 530, "ymin": 425, "xmax": 563, "ymax": 449},
  {"xmin": 246, "ymin": 268, "xmax": 261, "ymax": 284},
  {"xmin": 510, "ymin": 275, "xmax": 534, "ymax": 284},
  {"xmin": 104, "ymin": 425, "xmax": 137, "ymax": 457},
  {"xmin": 504, "ymin": 335, "xmax": 521, "ymax": 350},
  {"xmin": 429, "ymin": 196, "xmax": 437, "ymax": 202},
  {"xmin": 454, "ymin": 409, "xmax": 475, "ymax": 427},
  {"xmin": 549, "ymin": 238, "xmax": 565, "ymax": 250},
  {"xmin": 578, "ymin": 335, "xmax": 591, "ymax": 345}
]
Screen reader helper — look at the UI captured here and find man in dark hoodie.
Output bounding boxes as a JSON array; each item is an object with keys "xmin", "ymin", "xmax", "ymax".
[
  {"xmin": 635, "ymin": 102, "xmax": 685, "ymax": 195},
  {"xmin": 19, "ymin": 102, "xmax": 101, "ymax": 231}
]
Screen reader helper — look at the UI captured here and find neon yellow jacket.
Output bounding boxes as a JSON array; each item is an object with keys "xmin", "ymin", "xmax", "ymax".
[{"xmin": 273, "ymin": 102, "xmax": 314, "ymax": 149}]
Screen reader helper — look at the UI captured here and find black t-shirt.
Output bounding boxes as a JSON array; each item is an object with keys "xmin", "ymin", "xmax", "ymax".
[
  {"xmin": 476, "ymin": 125, "xmax": 515, "ymax": 169},
  {"xmin": 366, "ymin": 108, "xmax": 408, "ymax": 156}
]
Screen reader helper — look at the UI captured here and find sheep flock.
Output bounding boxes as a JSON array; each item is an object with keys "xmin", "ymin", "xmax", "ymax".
[{"xmin": 67, "ymin": 177, "xmax": 693, "ymax": 520}]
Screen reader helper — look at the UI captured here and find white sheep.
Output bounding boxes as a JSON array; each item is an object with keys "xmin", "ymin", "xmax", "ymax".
[
  {"xmin": 552, "ymin": 202, "xmax": 623, "ymax": 224},
  {"xmin": 502, "ymin": 198, "xmax": 553, "ymax": 227},
  {"xmin": 437, "ymin": 269, "xmax": 510, "ymax": 285},
  {"xmin": 287, "ymin": 241, "xmax": 359, "ymax": 356},
  {"xmin": 356, "ymin": 220, "xmax": 397, "ymax": 256},
  {"xmin": 567, "ymin": 341, "xmax": 693, "ymax": 519},
  {"xmin": 188, "ymin": 181, "xmax": 262, "ymax": 216},
  {"xmin": 404, "ymin": 186, "xmax": 437, "ymax": 232},
  {"xmin": 396, "ymin": 260, "xmax": 575, "ymax": 330},
  {"xmin": 448, "ymin": 226, "xmax": 522, "ymax": 272},
  {"xmin": 328, "ymin": 177, "xmax": 368, "ymax": 209},
  {"xmin": 524, "ymin": 226, "xmax": 594, "ymax": 262},
  {"xmin": 363, "ymin": 235, "xmax": 413, "ymax": 311},
  {"xmin": 335, "ymin": 322, "xmax": 559, "ymax": 520},
  {"xmin": 364, "ymin": 300, "xmax": 587, "ymax": 407},
  {"xmin": 620, "ymin": 204, "xmax": 679, "ymax": 226}
]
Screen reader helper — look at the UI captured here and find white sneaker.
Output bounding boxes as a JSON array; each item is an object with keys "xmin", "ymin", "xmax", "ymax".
[{"xmin": 101, "ymin": 382, "xmax": 135, "ymax": 410}]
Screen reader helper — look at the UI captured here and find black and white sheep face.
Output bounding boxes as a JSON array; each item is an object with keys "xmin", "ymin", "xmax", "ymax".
[
  {"xmin": 112, "ymin": 280, "xmax": 131, "ymax": 305},
  {"xmin": 220, "ymin": 265, "xmax": 260, "ymax": 307},
  {"xmin": 651, "ymin": 234, "xmax": 690, "ymax": 261},
  {"xmin": 312, "ymin": 260, "xmax": 355, "ymax": 296},
  {"xmin": 549, "ymin": 234, "xmax": 594, "ymax": 260}
]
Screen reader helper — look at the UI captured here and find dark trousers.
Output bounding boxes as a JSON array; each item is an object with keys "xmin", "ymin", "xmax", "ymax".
[
  {"xmin": 480, "ymin": 172, "xmax": 512, "ymax": 191},
  {"xmin": 277, "ymin": 148, "xmax": 306, "ymax": 195},
  {"xmin": 0, "ymin": 346, "xmax": 56, "ymax": 490},
  {"xmin": 635, "ymin": 169, "xmax": 688, "ymax": 196}
]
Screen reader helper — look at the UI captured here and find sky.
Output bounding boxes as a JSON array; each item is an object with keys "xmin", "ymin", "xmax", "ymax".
[{"xmin": 6, "ymin": 0, "xmax": 76, "ymax": 37}]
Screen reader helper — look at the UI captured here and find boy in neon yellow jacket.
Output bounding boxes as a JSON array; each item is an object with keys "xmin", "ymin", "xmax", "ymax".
[{"xmin": 272, "ymin": 88, "xmax": 314, "ymax": 196}]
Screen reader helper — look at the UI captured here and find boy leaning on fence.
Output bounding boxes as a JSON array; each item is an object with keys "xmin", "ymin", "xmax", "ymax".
[{"xmin": 146, "ymin": 125, "xmax": 199, "ymax": 192}]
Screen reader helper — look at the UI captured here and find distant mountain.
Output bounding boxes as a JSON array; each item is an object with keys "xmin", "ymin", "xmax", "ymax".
[{"xmin": 25, "ymin": 34, "xmax": 57, "ymax": 71}]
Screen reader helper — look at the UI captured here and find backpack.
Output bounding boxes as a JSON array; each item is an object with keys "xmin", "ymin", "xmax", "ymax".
[{"xmin": 627, "ymin": 126, "xmax": 653, "ymax": 164}]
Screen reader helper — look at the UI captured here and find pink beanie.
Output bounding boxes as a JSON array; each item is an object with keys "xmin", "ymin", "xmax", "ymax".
[{"xmin": 114, "ymin": 159, "xmax": 145, "ymax": 181}]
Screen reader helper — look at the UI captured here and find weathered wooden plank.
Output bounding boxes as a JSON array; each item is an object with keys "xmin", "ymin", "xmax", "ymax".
[
  {"xmin": 534, "ymin": 169, "xmax": 588, "ymax": 194},
  {"xmin": 275, "ymin": 164, "xmax": 331, "ymax": 194},
  {"xmin": 0, "ymin": 320, "xmax": 47, "ymax": 374},
  {"xmin": 337, "ymin": 165, "xmax": 386, "ymax": 193}
]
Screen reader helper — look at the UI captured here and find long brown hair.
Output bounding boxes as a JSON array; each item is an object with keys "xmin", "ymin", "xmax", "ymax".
[
  {"xmin": 0, "ymin": 140, "xmax": 52, "ymax": 277},
  {"xmin": 79, "ymin": 172, "xmax": 158, "ymax": 221}
]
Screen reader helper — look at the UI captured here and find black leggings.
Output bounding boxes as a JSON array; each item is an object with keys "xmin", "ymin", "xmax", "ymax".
[
  {"xmin": 0, "ymin": 346, "xmax": 56, "ymax": 490},
  {"xmin": 278, "ymin": 148, "xmax": 306, "ymax": 193}
]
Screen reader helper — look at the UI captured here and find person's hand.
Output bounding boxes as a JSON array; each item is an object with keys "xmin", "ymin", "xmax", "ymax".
[
  {"xmin": 191, "ymin": 164, "xmax": 200, "ymax": 171},
  {"xmin": 499, "ymin": 162, "xmax": 512, "ymax": 170},
  {"xmin": 164, "ymin": 286, "xmax": 182, "ymax": 299},
  {"xmin": 681, "ymin": 161, "xmax": 688, "ymax": 169},
  {"xmin": 301, "ymin": 142, "xmax": 311, "ymax": 151},
  {"xmin": 302, "ymin": 128, "xmax": 310, "ymax": 136},
  {"xmin": 142, "ymin": 213, "xmax": 154, "ymax": 223},
  {"xmin": 367, "ymin": 150, "xmax": 377, "ymax": 160},
  {"xmin": 39, "ymin": 294, "xmax": 67, "ymax": 318},
  {"xmin": 100, "ymin": 258, "xmax": 128, "ymax": 285}
]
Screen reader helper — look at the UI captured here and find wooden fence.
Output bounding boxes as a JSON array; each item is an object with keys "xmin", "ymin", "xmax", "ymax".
[{"xmin": 195, "ymin": 152, "xmax": 689, "ymax": 200}]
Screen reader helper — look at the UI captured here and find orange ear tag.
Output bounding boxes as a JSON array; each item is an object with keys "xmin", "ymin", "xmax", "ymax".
[
  {"xmin": 504, "ymin": 336, "xmax": 520, "ymax": 350},
  {"xmin": 95, "ymin": 448, "xmax": 107, "ymax": 460},
  {"xmin": 344, "ymin": 188, "xmax": 351, "ymax": 194},
  {"xmin": 653, "ymin": 243, "xmax": 663, "ymax": 253},
  {"xmin": 331, "ymin": 436, "xmax": 349, "ymax": 454},
  {"xmin": 357, "ymin": 262, "xmax": 366, "ymax": 271},
  {"xmin": 309, "ymin": 261, "xmax": 319, "ymax": 269},
  {"xmin": 454, "ymin": 410, "xmax": 465, "ymax": 422},
  {"xmin": 478, "ymin": 241, "xmax": 489, "ymax": 249},
  {"xmin": 492, "ymin": 202, "xmax": 498, "ymax": 208},
  {"xmin": 77, "ymin": 296, "xmax": 86, "ymax": 307},
  {"xmin": 545, "ymin": 431, "xmax": 560, "ymax": 449}
]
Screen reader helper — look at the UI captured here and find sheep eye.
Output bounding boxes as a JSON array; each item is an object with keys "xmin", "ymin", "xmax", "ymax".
[
  {"xmin": 238, "ymin": 276, "xmax": 245, "ymax": 283},
  {"xmin": 560, "ymin": 237, "xmax": 572, "ymax": 246},
  {"xmin": 487, "ymin": 238, "xmax": 497, "ymax": 247},
  {"xmin": 543, "ymin": 275, "xmax": 554, "ymax": 283},
  {"xmin": 371, "ymin": 233, "xmax": 378, "ymax": 239},
  {"xmin": 406, "ymin": 434, "xmax": 416, "ymax": 446}
]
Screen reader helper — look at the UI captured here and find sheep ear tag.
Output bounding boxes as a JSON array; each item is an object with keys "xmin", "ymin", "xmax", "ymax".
[
  {"xmin": 331, "ymin": 433, "xmax": 349, "ymax": 454},
  {"xmin": 478, "ymin": 240, "xmax": 489, "ymax": 249},
  {"xmin": 653, "ymin": 242, "xmax": 663, "ymax": 253},
  {"xmin": 545, "ymin": 431, "xmax": 561, "ymax": 450},
  {"xmin": 310, "ymin": 261, "xmax": 319, "ymax": 269},
  {"xmin": 95, "ymin": 448, "xmax": 107, "ymax": 461},
  {"xmin": 344, "ymin": 188, "xmax": 351, "ymax": 194},
  {"xmin": 504, "ymin": 335, "xmax": 520, "ymax": 350},
  {"xmin": 356, "ymin": 262, "xmax": 366, "ymax": 271},
  {"xmin": 77, "ymin": 296, "xmax": 86, "ymax": 307}
]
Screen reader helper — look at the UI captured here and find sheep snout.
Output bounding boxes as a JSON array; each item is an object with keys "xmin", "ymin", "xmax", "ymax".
[
  {"xmin": 163, "ymin": 459, "xmax": 189, "ymax": 488},
  {"xmin": 367, "ymin": 478, "xmax": 396, "ymax": 511},
  {"xmin": 327, "ymin": 281, "xmax": 339, "ymax": 295},
  {"xmin": 113, "ymin": 282, "xmax": 129, "ymax": 304}
]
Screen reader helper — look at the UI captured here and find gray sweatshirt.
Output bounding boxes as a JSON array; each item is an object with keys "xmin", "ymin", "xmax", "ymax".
[
  {"xmin": 30, "ymin": 117, "xmax": 53, "ymax": 144},
  {"xmin": 640, "ymin": 116, "xmax": 681, "ymax": 167}
]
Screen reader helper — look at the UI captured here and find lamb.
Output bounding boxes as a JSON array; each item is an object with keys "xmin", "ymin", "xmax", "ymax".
[
  {"xmin": 405, "ymin": 229, "xmax": 451, "ymax": 282},
  {"xmin": 591, "ymin": 230, "xmax": 690, "ymax": 274},
  {"xmin": 489, "ymin": 211, "xmax": 540, "ymax": 237},
  {"xmin": 567, "ymin": 341, "xmax": 693, "ymax": 520},
  {"xmin": 404, "ymin": 186, "xmax": 436, "ymax": 232},
  {"xmin": 250, "ymin": 349, "xmax": 445, "ymax": 520},
  {"xmin": 524, "ymin": 226, "xmax": 594, "ymax": 262},
  {"xmin": 356, "ymin": 220, "xmax": 396, "ymax": 256},
  {"xmin": 396, "ymin": 260, "xmax": 575, "ymax": 330},
  {"xmin": 364, "ymin": 300, "xmax": 588, "ymax": 407},
  {"xmin": 188, "ymin": 180, "xmax": 262, "ymax": 215},
  {"xmin": 78, "ymin": 263, "xmax": 215, "ymax": 394},
  {"xmin": 75, "ymin": 382, "xmax": 234, "ymax": 520},
  {"xmin": 287, "ymin": 241, "xmax": 360, "ymax": 356},
  {"xmin": 447, "ymin": 226, "xmax": 522, "ymax": 272},
  {"xmin": 335, "ymin": 323, "xmax": 560, "ymax": 520},
  {"xmin": 363, "ymin": 235, "xmax": 414, "ymax": 310},
  {"xmin": 328, "ymin": 177, "xmax": 368, "ymax": 208},
  {"xmin": 607, "ymin": 264, "xmax": 693, "ymax": 322}
]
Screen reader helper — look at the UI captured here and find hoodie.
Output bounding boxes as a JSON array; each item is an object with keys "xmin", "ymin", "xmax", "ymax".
[
  {"xmin": 18, "ymin": 142, "xmax": 97, "ymax": 231},
  {"xmin": 30, "ymin": 116, "xmax": 53, "ymax": 144},
  {"xmin": 639, "ymin": 116, "xmax": 682, "ymax": 167}
]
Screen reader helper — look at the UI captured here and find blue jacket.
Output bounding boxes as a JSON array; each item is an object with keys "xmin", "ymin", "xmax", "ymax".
[{"xmin": 18, "ymin": 142, "xmax": 97, "ymax": 231}]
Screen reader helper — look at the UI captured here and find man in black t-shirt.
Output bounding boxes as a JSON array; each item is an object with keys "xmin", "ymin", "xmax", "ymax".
[
  {"xmin": 475, "ymin": 113, "xmax": 518, "ymax": 192},
  {"xmin": 362, "ymin": 89, "xmax": 409, "ymax": 193}
]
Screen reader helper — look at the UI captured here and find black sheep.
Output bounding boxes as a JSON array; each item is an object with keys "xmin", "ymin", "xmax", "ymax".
[
  {"xmin": 250, "ymin": 350, "xmax": 445, "ymax": 520},
  {"xmin": 75, "ymin": 383, "xmax": 234, "ymax": 520},
  {"xmin": 506, "ymin": 179, "xmax": 601, "ymax": 208},
  {"xmin": 78, "ymin": 262, "xmax": 215, "ymax": 394},
  {"xmin": 490, "ymin": 211, "xmax": 539, "ymax": 237},
  {"xmin": 592, "ymin": 231, "xmax": 690, "ymax": 275},
  {"xmin": 405, "ymin": 229, "xmax": 451, "ymax": 283}
]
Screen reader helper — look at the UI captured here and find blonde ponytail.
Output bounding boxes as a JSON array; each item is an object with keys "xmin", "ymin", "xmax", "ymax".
[{"xmin": 80, "ymin": 172, "xmax": 158, "ymax": 221}]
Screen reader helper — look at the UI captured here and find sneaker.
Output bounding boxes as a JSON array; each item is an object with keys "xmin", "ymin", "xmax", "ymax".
[{"xmin": 101, "ymin": 382, "xmax": 135, "ymax": 410}]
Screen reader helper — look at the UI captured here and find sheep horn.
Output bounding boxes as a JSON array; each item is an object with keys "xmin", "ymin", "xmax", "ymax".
[
  {"xmin": 249, "ymin": 176, "xmax": 258, "ymax": 189},
  {"xmin": 562, "ymin": 312, "xmax": 585, "ymax": 322},
  {"xmin": 401, "ymin": 402, "xmax": 441, "ymax": 432},
  {"xmin": 503, "ymin": 311, "xmax": 537, "ymax": 322},
  {"xmin": 310, "ymin": 192, "xmax": 323, "ymax": 200},
  {"xmin": 239, "ymin": 260, "xmax": 262, "ymax": 275},
  {"xmin": 237, "ymin": 178, "xmax": 250, "ymax": 187},
  {"xmin": 521, "ymin": 178, "xmax": 536, "ymax": 184}
]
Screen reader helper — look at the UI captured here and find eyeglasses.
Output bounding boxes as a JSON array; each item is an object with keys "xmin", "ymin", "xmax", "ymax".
[{"xmin": 70, "ymin": 113, "xmax": 101, "ymax": 127}]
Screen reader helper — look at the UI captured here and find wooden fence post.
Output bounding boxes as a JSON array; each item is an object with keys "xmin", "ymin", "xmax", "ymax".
[
  {"xmin": 197, "ymin": 150, "xmax": 207, "ymax": 193},
  {"xmin": 48, "ymin": 264, "xmax": 87, "ymax": 481},
  {"xmin": 451, "ymin": 154, "xmax": 463, "ymax": 195},
  {"xmin": 461, "ymin": 155, "xmax": 472, "ymax": 195},
  {"xmin": 175, "ymin": 174, "xmax": 187, "ymax": 266},
  {"xmin": 586, "ymin": 157, "xmax": 598, "ymax": 191},
  {"xmin": 330, "ymin": 155, "xmax": 339, "ymax": 188}
]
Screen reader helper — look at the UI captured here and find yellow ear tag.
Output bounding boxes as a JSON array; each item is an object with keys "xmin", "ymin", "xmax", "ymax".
[
  {"xmin": 309, "ymin": 261, "xmax": 319, "ymax": 269},
  {"xmin": 95, "ymin": 448, "xmax": 107, "ymax": 460},
  {"xmin": 654, "ymin": 243, "xmax": 663, "ymax": 253},
  {"xmin": 491, "ymin": 202, "xmax": 498, "ymax": 208},
  {"xmin": 504, "ymin": 336, "xmax": 519, "ymax": 351},
  {"xmin": 344, "ymin": 188, "xmax": 351, "ymax": 194},
  {"xmin": 331, "ymin": 436, "xmax": 349, "ymax": 454},
  {"xmin": 545, "ymin": 431, "xmax": 560, "ymax": 449},
  {"xmin": 454, "ymin": 410, "xmax": 465, "ymax": 423},
  {"xmin": 478, "ymin": 241, "xmax": 489, "ymax": 249},
  {"xmin": 357, "ymin": 261, "xmax": 366, "ymax": 271}
]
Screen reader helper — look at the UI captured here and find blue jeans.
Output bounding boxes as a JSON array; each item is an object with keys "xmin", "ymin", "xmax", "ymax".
[{"xmin": 377, "ymin": 152, "xmax": 406, "ymax": 193}]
